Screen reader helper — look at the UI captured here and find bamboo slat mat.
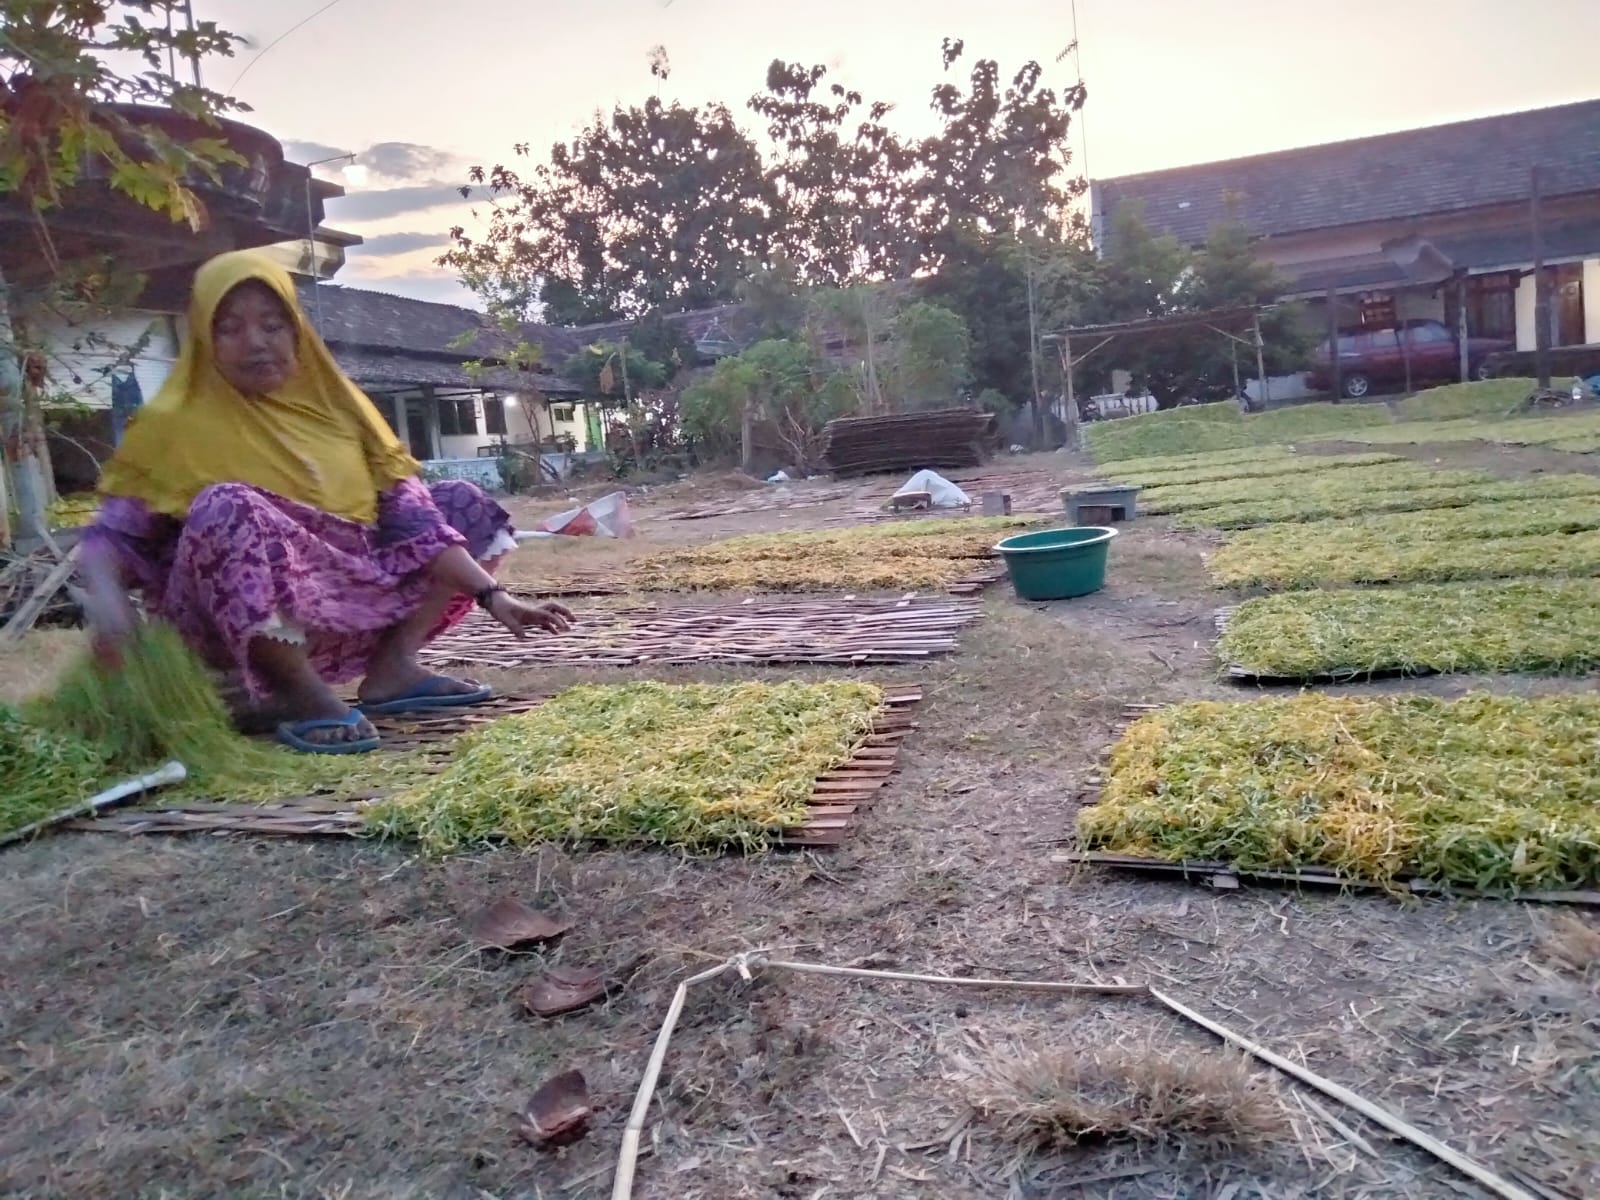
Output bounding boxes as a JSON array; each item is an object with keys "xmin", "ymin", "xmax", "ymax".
[
  {"xmin": 69, "ymin": 688, "xmax": 924, "ymax": 850},
  {"xmin": 1064, "ymin": 703, "xmax": 1600, "ymax": 907},
  {"xmin": 422, "ymin": 596, "xmax": 982, "ymax": 670}
]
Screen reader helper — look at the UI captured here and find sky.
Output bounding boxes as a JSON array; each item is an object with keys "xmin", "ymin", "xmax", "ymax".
[{"xmin": 190, "ymin": 0, "xmax": 1600, "ymax": 309}]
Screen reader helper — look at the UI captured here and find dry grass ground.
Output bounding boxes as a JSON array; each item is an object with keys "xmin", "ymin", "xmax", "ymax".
[{"xmin": 2, "ymin": 448, "xmax": 1598, "ymax": 1200}]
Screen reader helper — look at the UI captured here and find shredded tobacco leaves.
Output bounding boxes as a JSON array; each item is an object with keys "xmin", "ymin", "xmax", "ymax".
[
  {"xmin": 1217, "ymin": 579, "xmax": 1600, "ymax": 679},
  {"xmin": 1091, "ymin": 446, "xmax": 1296, "ymax": 478},
  {"xmin": 1102, "ymin": 451, "xmax": 1404, "ymax": 490},
  {"xmin": 12, "ymin": 625, "xmax": 417, "ymax": 829},
  {"xmin": 1141, "ymin": 462, "xmax": 1487, "ymax": 516},
  {"xmin": 0, "ymin": 707, "xmax": 114, "ymax": 837},
  {"xmin": 1211, "ymin": 496, "xmax": 1600, "ymax": 590},
  {"xmin": 1319, "ymin": 408, "xmax": 1600, "ymax": 449},
  {"xmin": 1210, "ymin": 527, "xmax": 1600, "ymax": 591},
  {"xmin": 1079, "ymin": 692, "xmax": 1600, "ymax": 892},
  {"xmin": 627, "ymin": 517, "xmax": 1036, "ymax": 593},
  {"xmin": 1173, "ymin": 474, "xmax": 1600, "ymax": 530},
  {"xmin": 368, "ymin": 680, "xmax": 884, "ymax": 854},
  {"xmin": 1084, "ymin": 401, "xmax": 1390, "ymax": 462}
]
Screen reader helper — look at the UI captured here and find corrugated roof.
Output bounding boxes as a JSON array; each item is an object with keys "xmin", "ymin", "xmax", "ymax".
[{"xmin": 1093, "ymin": 98, "xmax": 1600, "ymax": 251}]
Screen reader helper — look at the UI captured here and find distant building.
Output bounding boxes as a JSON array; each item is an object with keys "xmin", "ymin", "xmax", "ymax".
[{"xmin": 1090, "ymin": 98, "xmax": 1600, "ymax": 357}]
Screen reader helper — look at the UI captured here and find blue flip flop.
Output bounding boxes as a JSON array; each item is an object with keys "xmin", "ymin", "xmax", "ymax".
[
  {"xmin": 360, "ymin": 676, "xmax": 495, "ymax": 717},
  {"xmin": 276, "ymin": 709, "xmax": 381, "ymax": 755}
]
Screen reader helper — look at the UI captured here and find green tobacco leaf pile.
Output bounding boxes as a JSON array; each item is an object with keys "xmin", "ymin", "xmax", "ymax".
[
  {"xmin": 370, "ymin": 680, "xmax": 885, "ymax": 854},
  {"xmin": 1080, "ymin": 692, "xmax": 1600, "ymax": 892}
]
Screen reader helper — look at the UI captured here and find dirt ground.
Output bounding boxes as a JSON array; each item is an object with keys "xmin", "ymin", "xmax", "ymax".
[{"xmin": 2, "ymin": 450, "xmax": 1597, "ymax": 1200}]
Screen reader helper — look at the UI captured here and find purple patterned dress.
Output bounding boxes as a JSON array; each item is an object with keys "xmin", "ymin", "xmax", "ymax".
[{"xmin": 83, "ymin": 478, "xmax": 515, "ymax": 699}]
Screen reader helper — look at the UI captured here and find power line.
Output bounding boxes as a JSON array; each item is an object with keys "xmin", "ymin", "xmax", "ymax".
[{"xmin": 229, "ymin": 0, "xmax": 355, "ymax": 92}]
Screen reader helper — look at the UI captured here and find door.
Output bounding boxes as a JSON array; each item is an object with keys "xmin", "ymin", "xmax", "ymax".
[
  {"xmin": 403, "ymin": 395, "xmax": 435, "ymax": 460},
  {"xmin": 1553, "ymin": 265, "xmax": 1585, "ymax": 347}
]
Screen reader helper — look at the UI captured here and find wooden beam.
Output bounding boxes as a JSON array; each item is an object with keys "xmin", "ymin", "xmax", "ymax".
[{"xmin": 1, "ymin": 542, "xmax": 82, "ymax": 642}]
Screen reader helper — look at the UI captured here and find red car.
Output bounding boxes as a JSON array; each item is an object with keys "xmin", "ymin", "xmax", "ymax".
[{"xmin": 1308, "ymin": 320, "xmax": 1513, "ymax": 399}]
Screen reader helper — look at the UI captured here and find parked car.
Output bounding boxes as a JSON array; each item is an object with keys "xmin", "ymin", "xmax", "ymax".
[{"xmin": 1308, "ymin": 320, "xmax": 1513, "ymax": 399}]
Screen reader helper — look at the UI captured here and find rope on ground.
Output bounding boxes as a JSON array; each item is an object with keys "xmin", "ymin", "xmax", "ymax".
[{"xmin": 610, "ymin": 950, "xmax": 1536, "ymax": 1200}]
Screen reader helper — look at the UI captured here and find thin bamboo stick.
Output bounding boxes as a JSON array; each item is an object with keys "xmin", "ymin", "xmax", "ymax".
[
  {"xmin": 1, "ymin": 759, "xmax": 187, "ymax": 848},
  {"xmin": 1148, "ymin": 988, "xmax": 1536, "ymax": 1200}
]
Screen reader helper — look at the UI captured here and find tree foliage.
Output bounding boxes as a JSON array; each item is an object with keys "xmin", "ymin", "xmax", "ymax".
[
  {"xmin": 680, "ymin": 337, "xmax": 852, "ymax": 471},
  {"xmin": 445, "ymin": 97, "xmax": 774, "ymax": 325},
  {"xmin": 2, "ymin": 2, "xmax": 249, "ymax": 540},
  {"xmin": 1083, "ymin": 205, "xmax": 1311, "ymax": 408},
  {"xmin": 445, "ymin": 39, "xmax": 1089, "ymax": 327},
  {"xmin": 1, "ymin": 1, "xmax": 248, "ymax": 228}
]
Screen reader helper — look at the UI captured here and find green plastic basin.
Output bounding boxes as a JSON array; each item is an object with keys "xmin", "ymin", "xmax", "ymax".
[{"xmin": 993, "ymin": 526, "xmax": 1117, "ymax": 601}]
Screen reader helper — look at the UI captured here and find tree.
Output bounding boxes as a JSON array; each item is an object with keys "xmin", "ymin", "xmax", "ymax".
[
  {"xmin": 1087, "ymin": 205, "xmax": 1311, "ymax": 408},
  {"xmin": 749, "ymin": 61, "xmax": 920, "ymax": 285},
  {"xmin": 912, "ymin": 39, "xmax": 1088, "ymax": 267},
  {"xmin": 562, "ymin": 342, "xmax": 670, "ymax": 402},
  {"xmin": 680, "ymin": 337, "xmax": 851, "ymax": 471},
  {"xmin": 1, "ymin": 1, "xmax": 247, "ymax": 542},
  {"xmin": 451, "ymin": 39, "xmax": 1091, "ymax": 340},
  {"xmin": 884, "ymin": 300, "xmax": 972, "ymax": 408},
  {"xmin": 443, "ymin": 96, "xmax": 776, "ymax": 324}
]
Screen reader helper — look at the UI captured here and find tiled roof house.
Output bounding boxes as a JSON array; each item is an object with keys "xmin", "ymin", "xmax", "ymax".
[{"xmin": 1090, "ymin": 98, "xmax": 1600, "ymax": 356}]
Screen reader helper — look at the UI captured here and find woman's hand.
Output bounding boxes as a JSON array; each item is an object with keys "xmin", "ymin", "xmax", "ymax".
[
  {"xmin": 80, "ymin": 542, "xmax": 139, "ymax": 669},
  {"xmin": 486, "ymin": 591, "xmax": 575, "ymax": 638},
  {"xmin": 84, "ymin": 586, "xmax": 138, "ymax": 669}
]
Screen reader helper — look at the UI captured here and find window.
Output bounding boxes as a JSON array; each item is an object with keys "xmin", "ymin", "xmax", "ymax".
[
  {"xmin": 1408, "ymin": 322, "xmax": 1451, "ymax": 345},
  {"xmin": 551, "ymin": 403, "xmax": 575, "ymax": 422},
  {"xmin": 437, "ymin": 396, "xmax": 479, "ymax": 437},
  {"xmin": 483, "ymin": 397, "xmax": 508, "ymax": 436}
]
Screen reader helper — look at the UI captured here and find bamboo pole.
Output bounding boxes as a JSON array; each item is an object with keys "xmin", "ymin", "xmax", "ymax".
[{"xmin": 0, "ymin": 760, "xmax": 188, "ymax": 849}]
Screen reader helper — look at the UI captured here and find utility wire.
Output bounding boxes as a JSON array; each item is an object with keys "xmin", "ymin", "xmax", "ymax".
[{"xmin": 229, "ymin": 0, "xmax": 355, "ymax": 92}]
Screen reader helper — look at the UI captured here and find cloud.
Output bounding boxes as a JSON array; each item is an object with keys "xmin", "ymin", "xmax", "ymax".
[
  {"xmin": 282, "ymin": 138, "xmax": 353, "ymax": 165},
  {"xmin": 356, "ymin": 231, "xmax": 453, "ymax": 257},
  {"xmin": 358, "ymin": 141, "xmax": 461, "ymax": 181},
  {"xmin": 324, "ymin": 184, "xmax": 467, "ymax": 222},
  {"xmin": 336, "ymin": 260, "xmax": 481, "ymax": 310}
]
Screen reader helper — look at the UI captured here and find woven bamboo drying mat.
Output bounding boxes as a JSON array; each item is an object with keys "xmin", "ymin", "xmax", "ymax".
[
  {"xmin": 1062, "ymin": 702, "xmax": 1600, "ymax": 906},
  {"xmin": 422, "ymin": 596, "xmax": 981, "ymax": 670},
  {"xmin": 69, "ymin": 687, "xmax": 923, "ymax": 850}
]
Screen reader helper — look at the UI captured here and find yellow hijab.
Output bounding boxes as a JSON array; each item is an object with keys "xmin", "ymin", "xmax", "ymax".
[{"xmin": 99, "ymin": 250, "xmax": 419, "ymax": 525}]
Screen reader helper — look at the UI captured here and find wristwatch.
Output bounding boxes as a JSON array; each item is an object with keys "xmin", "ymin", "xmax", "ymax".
[{"xmin": 475, "ymin": 584, "xmax": 506, "ymax": 611}]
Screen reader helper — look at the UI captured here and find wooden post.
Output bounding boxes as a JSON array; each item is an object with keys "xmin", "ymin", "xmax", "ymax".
[
  {"xmin": 1251, "ymin": 312, "xmax": 1270, "ymax": 409},
  {"xmin": 1531, "ymin": 166, "xmax": 1551, "ymax": 390},
  {"xmin": 1231, "ymin": 347, "xmax": 1244, "ymax": 413},
  {"xmin": 1455, "ymin": 273, "xmax": 1470, "ymax": 382},
  {"xmin": 1400, "ymin": 319, "xmax": 1414, "ymax": 396},
  {"xmin": 1062, "ymin": 333, "xmax": 1076, "ymax": 435},
  {"xmin": 1025, "ymin": 248, "xmax": 1044, "ymax": 446},
  {"xmin": 0, "ymin": 270, "xmax": 51, "ymax": 544},
  {"xmin": 1326, "ymin": 289, "xmax": 1342, "ymax": 401}
]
